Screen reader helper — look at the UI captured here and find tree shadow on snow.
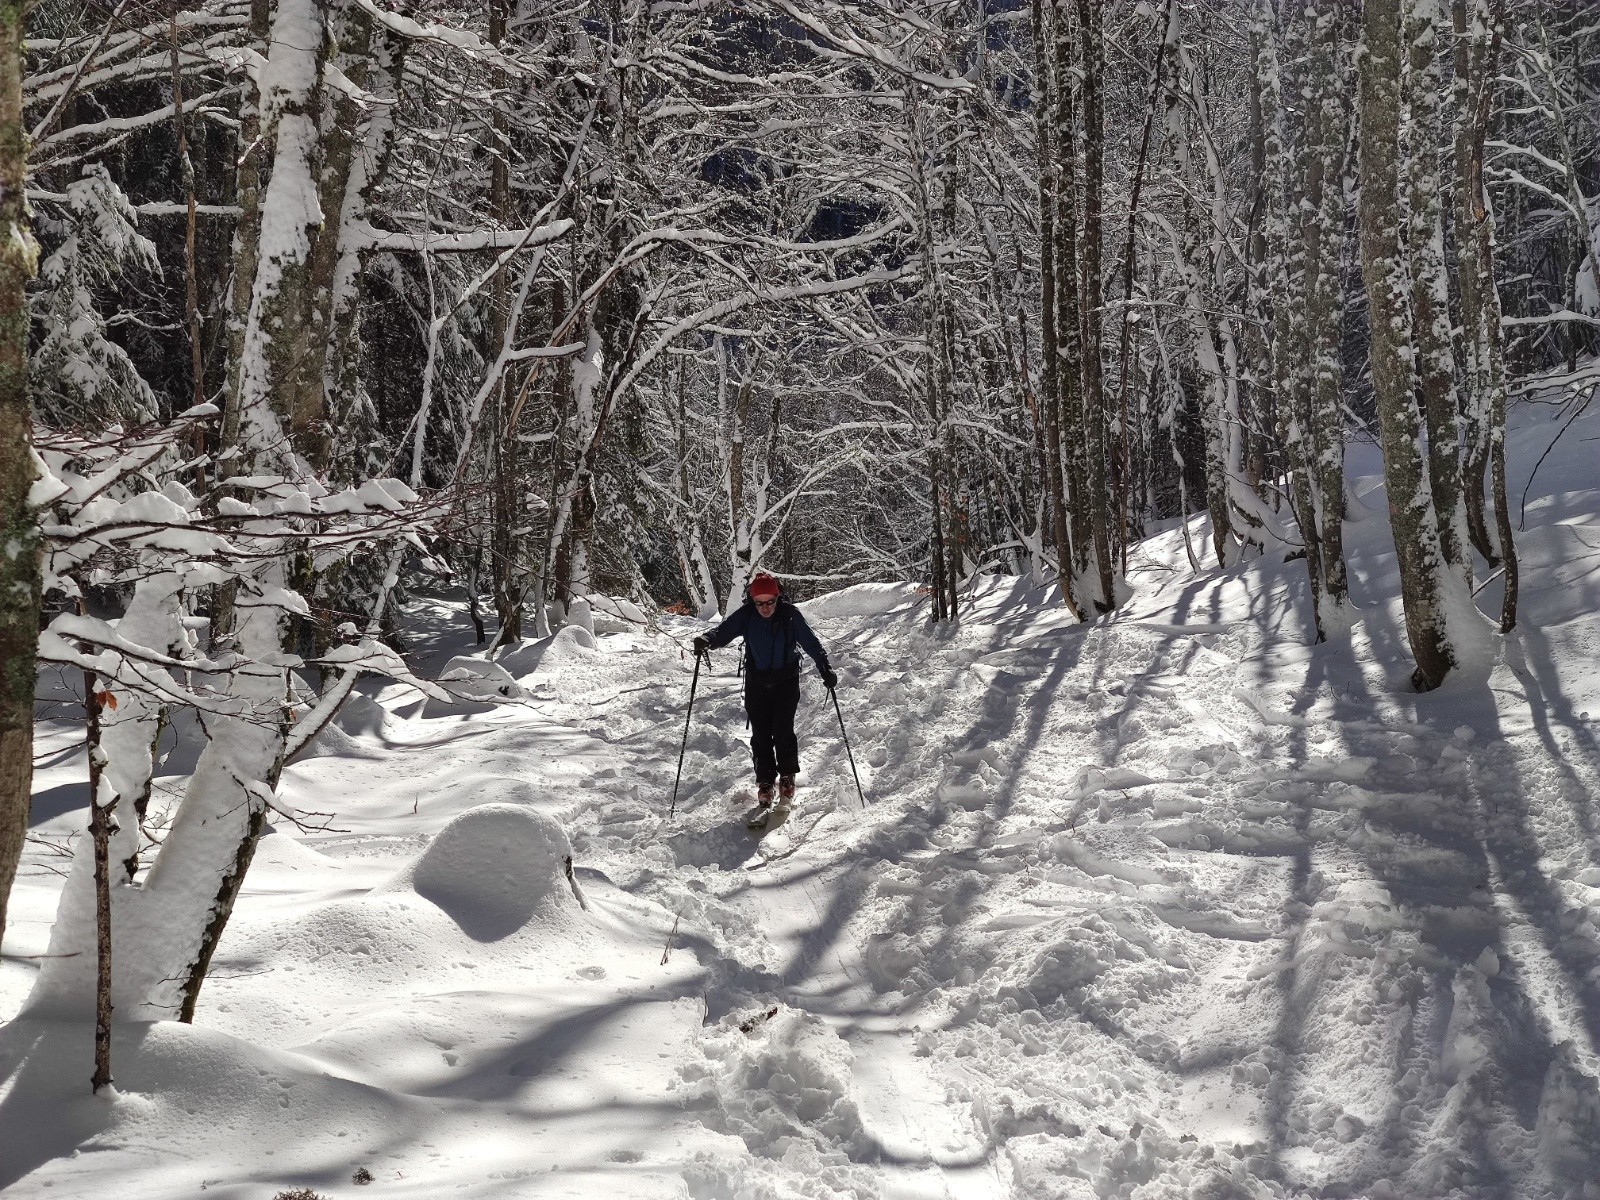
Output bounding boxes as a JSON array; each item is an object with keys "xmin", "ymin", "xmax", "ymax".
[
  {"xmin": 1253, "ymin": 624, "xmax": 1600, "ymax": 1196},
  {"xmin": 0, "ymin": 1019, "xmax": 129, "ymax": 1191}
]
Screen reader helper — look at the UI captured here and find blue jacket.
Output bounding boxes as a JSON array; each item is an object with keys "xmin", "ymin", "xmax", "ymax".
[{"xmin": 704, "ymin": 599, "xmax": 831, "ymax": 677}]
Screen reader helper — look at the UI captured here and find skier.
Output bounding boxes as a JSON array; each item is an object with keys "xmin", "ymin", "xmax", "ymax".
[{"xmin": 692, "ymin": 572, "xmax": 838, "ymax": 810}]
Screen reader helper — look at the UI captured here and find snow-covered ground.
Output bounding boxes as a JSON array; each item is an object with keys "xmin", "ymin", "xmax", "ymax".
[{"xmin": 6, "ymin": 396, "xmax": 1600, "ymax": 1200}]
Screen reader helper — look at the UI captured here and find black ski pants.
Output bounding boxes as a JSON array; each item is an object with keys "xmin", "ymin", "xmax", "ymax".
[{"xmin": 744, "ymin": 668, "xmax": 801, "ymax": 785}]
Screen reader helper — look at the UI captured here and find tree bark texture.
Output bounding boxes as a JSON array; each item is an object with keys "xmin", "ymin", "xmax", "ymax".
[
  {"xmin": 298, "ymin": 0, "xmax": 372, "ymax": 476},
  {"xmin": 221, "ymin": 0, "xmax": 273, "ymax": 453},
  {"xmin": 173, "ymin": 0, "xmax": 326, "ymax": 1015},
  {"xmin": 1074, "ymin": 0, "xmax": 1114, "ymax": 611},
  {"xmin": 84, "ymin": 673, "xmax": 114, "ymax": 1093},
  {"xmin": 0, "ymin": 0, "xmax": 39, "ymax": 950},
  {"xmin": 1457, "ymin": 0, "xmax": 1518, "ymax": 629},
  {"xmin": 1359, "ymin": 0, "xmax": 1455, "ymax": 690},
  {"xmin": 1050, "ymin": 2, "xmax": 1093, "ymax": 614},
  {"xmin": 1452, "ymin": 0, "xmax": 1497, "ymax": 567},
  {"xmin": 327, "ymin": 29, "xmax": 404, "ymax": 477},
  {"xmin": 234, "ymin": 0, "xmax": 331, "ymax": 465},
  {"xmin": 1029, "ymin": 0, "xmax": 1079, "ymax": 620},
  {"xmin": 1256, "ymin": 2, "xmax": 1327, "ymax": 636},
  {"xmin": 1306, "ymin": 5, "xmax": 1350, "ymax": 618},
  {"xmin": 488, "ymin": 0, "xmax": 521, "ymax": 640},
  {"xmin": 1405, "ymin": 0, "xmax": 1469, "ymax": 578}
]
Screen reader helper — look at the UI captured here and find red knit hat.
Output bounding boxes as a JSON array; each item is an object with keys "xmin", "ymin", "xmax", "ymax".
[{"xmin": 748, "ymin": 573, "xmax": 780, "ymax": 600}]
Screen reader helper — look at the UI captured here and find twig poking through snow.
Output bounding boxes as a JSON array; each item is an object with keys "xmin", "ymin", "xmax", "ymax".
[{"xmin": 660, "ymin": 912, "xmax": 680, "ymax": 965}]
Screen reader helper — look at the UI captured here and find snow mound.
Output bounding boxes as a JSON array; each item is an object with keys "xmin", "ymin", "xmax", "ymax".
[
  {"xmin": 435, "ymin": 655, "xmax": 526, "ymax": 702},
  {"xmin": 587, "ymin": 592, "xmax": 649, "ymax": 633},
  {"xmin": 545, "ymin": 621, "xmax": 599, "ymax": 657},
  {"xmin": 333, "ymin": 691, "xmax": 388, "ymax": 735},
  {"xmin": 389, "ymin": 803, "xmax": 577, "ymax": 940},
  {"xmin": 490, "ymin": 622, "xmax": 601, "ymax": 681},
  {"xmin": 800, "ymin": 582, "xmax": 919, "ymax": 620}
]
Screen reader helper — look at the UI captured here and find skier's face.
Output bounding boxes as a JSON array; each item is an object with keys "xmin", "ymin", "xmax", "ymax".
[{"xmin": 753, "ymin": 597, "xmax": 777, "ymax": 619}]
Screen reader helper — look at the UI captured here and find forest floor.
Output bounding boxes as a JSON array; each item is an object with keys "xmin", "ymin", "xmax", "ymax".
[{"xmin": 5, "ymin": 395, "xmax": 1600, "ymax": 1200}]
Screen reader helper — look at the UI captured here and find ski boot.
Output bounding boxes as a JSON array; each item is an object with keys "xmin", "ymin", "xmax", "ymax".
[{"xmin": 778, "ymin": 774, "xmax": 796, "ymax": 802}]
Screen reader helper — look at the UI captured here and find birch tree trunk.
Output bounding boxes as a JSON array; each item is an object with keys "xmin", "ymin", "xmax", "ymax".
[
  {"xmin": 1405, "ymin": 0, "xmax": 1469, "ymax": 580},
  {"xmin": 326, "ymin": 28, "xmax": 403, "ymax": 474},
  {"xmin": 0, "ymin": 0, "xmax": 39, "ymax": 947},
  {"xmin": 726, "ymin": 338, "xmax": 756, "ymax": 606},
  {"xmin": 1051, "ymin": 2, "xmax": 1094, "ymax": 614},
  {"xmin": 672, "ymin": 359, "xmax": 716, "ymax": 613},
  {"xmin": 296, "ymin": 0, "xmax": 373, "ymax": 476},
  {"xmin": 172, "ymin": 0, "xmax": 328, "ymax": 1016},
  {"xmin": 1256, "ymin": 1, "xmax": 1326, "ymax": 633},
  {"xmin": 1306, "ymin": 5, "xmax": 1351, "ymax": 624},
  {"xmin": 1359, "ymin": 0, "xmax": 1456, "ymax": 690},
  {"xmin": 1114, "ymin": 0, "xmax": 1175, "ymax": 561},
  {"xmin": 1452, "ymin": 0, "xmax": 1497, "ymax": 566},
  {"xmin": 1453, "ymin": 0, "xmax": 1518, "ymax": 630},
  {"xmin": 221, "ymin": 0, "xmax": 272, "ymax": 453}
]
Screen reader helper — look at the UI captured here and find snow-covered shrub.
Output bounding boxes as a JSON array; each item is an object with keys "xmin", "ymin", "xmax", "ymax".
[{"xmin": 31, "ymin": 165, "xmax": 160, "ymax": 426}]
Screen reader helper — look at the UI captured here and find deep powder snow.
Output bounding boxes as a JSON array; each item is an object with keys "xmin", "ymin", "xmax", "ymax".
[{"xmin": 5, "ymin": 401, "xmax": 1600, "ymax": 1199}]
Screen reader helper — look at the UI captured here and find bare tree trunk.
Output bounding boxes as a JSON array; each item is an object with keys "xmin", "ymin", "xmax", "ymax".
[
  {"xmin": 1405, "ymin": 0, "xmax": 1469, "ymax": 578},
  {"xmin": 221, "ymin": 0, "xmax": 272, "ymax": 451},
  {"xmin": 171, "ymin": 9, "xmax": 205, "ymax": 417},
  {"xmin": 488, "ymin": 0, "xmax": 521, "ymax": 641},
  {"xmin": 210, "ymin": 0, "xmax": 273, "ymax": 647},
  {"xmin": 172, "ymin": 0, "xmax": 329, "ymax": 1015},
  {"xmin": 1051, "ymin": 2, "xmax": 1092, "ymax": 613},
  {"xmin": 83, "ymin": 671, "xmax": 114, "ymax": 1093},
  {"xmin": 0, "ymin": 0, "xmax": 39, "ymax": 948},
  {"xmin": 1308, "ymin": 5, "xmax": 1351, "ymax": 619},
  {"xmin": 326, "ymin": 29, "xmax": 403, "ymax": 477},
  {"xmin": 726, "ymin": 338, "xmax": 755, "ymax": 600},
  {"xmin": 671, "ymin": 358, "xmax": 714, "ymax": 610},
  {"xmin": 1455, "ymin": 0, "xmax": 1518, "ymax": 629},
  {"xmin": 938, "ymin": 77, "xmax": 965, "ymax": 621},
  {"xmin": 1359, "ymin": 0, "xmax": 1455, "ymax": 690},
  {"xmin": 1029, "ymin": 0, "xmax": 1079, "ymax": 619},
  {"xmin": 1255, "ymin": 2, "xmax": 1325, "ymax": 634},
  {"xmin": 296, "ymin": 0, "xmax": 373, "ymax": 476},
  {"xmin": 1075, "ymin": 0, "xmax": 1114, "ymax": 611},
  {"xmin": 1114, "ymin": 0, "xmax": 1175, "ymax": 569},
  {"xmin": 1452, "ymin": 0, "xmax": 1497, "ymax": 566}
]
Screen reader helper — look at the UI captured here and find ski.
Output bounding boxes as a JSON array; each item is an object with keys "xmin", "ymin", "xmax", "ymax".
[{"xmin": 746, "ymin": 801, "xmax": 791, "ymax": 833}]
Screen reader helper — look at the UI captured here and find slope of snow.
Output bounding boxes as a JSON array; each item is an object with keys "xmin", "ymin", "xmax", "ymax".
[{"xmin": 6, "ymin": 395, "xmax": 1600, "ymax": 1199}]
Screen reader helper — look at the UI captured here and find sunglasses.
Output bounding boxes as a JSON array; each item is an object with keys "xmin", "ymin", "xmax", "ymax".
[{"xmin": 753, "ymin": 597, "xmax": 777, "ymax": 606}]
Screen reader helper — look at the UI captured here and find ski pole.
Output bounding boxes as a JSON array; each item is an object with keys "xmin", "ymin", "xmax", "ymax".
[
  {"xmin": 670, "ymin": 648, "xmax": 704, "ymax": 818},
  {"xmin": 829, "ymin": 685, "xmax": 866, "ymax": 809}
]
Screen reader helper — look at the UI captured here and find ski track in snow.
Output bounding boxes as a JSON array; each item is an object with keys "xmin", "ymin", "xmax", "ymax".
[{"xmin": 6, "ymin": 412, "xmax": 1600, "ymax": 1198}]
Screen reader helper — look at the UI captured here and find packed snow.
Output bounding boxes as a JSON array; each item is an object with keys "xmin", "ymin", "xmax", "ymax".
[{"xmin": 5, "ymin": 396, "xmax": 1600, "ymax": 1199}]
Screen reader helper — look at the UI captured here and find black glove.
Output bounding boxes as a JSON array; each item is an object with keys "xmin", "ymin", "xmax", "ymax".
[
  {"xmin": 820, "ymin": 667, "xmax": 838, "ymax": 690},
  {"xmin": 692, "ymin": 636, "xmax": 709, "ymax": 656}
]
